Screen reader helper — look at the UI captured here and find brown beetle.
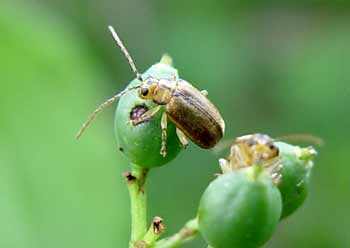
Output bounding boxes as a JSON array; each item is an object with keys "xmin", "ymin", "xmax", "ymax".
[{"xmin": 76, "ymin": 26, "xmax": 225, "ymax": 157}]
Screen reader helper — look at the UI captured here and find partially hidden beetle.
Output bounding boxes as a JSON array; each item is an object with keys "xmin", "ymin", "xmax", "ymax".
[
  {"xmin": 76, "ymin": 26, "xmax": 225, "ymax": 157},
  {"xmin": 217, "ymin": 133, "xmax": 320, "ymax": 182},
  {"xmin": 218, "ymin": 134, "xmax": 281, "ymax": 176}
]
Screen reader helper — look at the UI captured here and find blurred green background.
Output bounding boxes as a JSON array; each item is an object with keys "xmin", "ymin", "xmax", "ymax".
[{"xmin": 1, "ymin": 0, "xmax": 349, "ymax": 247}]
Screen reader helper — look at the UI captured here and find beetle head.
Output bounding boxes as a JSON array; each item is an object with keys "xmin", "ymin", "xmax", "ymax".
[
  {"xmin": 138, "ymin": 77, "xmax": 159, "ymax": 100},
  {"xmin": 235, "ymin": 134, "xmax": 279, "ymax": 163},
  {"xmin": 138, "ymin": 77, "xmax": 174, "ymax": 105}
]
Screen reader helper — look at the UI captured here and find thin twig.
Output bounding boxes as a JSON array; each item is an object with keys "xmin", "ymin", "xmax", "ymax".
[
  {"xmin": 153, "ymin": 218, "xmax": 199, "ymax": 248},
  {"xmin": 124, "ymin": 164, "xmax": 149, "ymax": 248},
  {"xmin": 143, "ymin": 216, "xmax": 165, "ymax": 246}
]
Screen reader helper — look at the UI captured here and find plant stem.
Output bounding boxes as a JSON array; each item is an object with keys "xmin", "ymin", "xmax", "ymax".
[
  {"xmin": 153, "ymin": 218, "xmax": 199, "ymax": 248},
  {"xmin": 126, "ymin": 164, "xmax": 149, "ymax": 248}
]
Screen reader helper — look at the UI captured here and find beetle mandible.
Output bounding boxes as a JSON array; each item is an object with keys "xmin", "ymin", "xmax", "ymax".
[{"xmin": 76, "ymin": 26, "xmax": 225, "ymax": 157}]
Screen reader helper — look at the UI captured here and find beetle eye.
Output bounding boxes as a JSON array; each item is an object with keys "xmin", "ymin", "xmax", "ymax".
[
  {"xmin": 141, "ymin": 88, "xmax": 149, "ymax": 96},
  {"xmin": 275, "ymin": 148, "xmax": 279, "ymax": 156}
]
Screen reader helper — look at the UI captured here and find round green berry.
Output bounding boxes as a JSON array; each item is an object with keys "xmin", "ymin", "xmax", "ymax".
[
  {"xmin": 275, "ymin": 142, "xmax": 316, "ymax": 219},
  {"xmin": 114, "ymin": 55, "xmax": 182, "ymax": 168},
  {"xmin": 198, "ymin": 166, "xmax": 282, "ymax": 248}
]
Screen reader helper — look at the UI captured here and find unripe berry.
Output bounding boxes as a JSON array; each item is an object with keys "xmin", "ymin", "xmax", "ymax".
[
  {"xmin": 114, "ymin": 56, "xmax": 182, "ymax": 168},
  {"xmin": 198, "ymin": 166, "xmax": 282, "ymax": 248},
  {"xmin": 275, "ymin": 142, "xmax": 316, "ymax": 219}
]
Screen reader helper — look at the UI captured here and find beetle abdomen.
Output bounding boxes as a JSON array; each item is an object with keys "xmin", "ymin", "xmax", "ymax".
[{"xmin": 165, "ymin": 80, "xmax": 225, "ymax": 148}]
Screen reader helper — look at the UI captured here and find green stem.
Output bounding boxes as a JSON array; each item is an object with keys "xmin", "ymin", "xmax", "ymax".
[
  {"xmin": 153, "ymin": 218, "xmax": 199, "ymax": 248},
  {"xmin": 126, "ymin": 164, "xmax": 149, "ymax": 248}
]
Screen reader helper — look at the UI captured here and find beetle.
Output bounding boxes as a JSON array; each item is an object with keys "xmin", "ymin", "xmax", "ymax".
[
  {"xmin": 76, "ymin": 26, "xmax": 225, "ymax": 157},
  {"xmin": 218, "ymin": 134, "xmax": 281, "ymax": 174},
  {"xmin": 218, "ymin": 134, "xmax": 283, "ymax": 183},
  {"xmin": 217, "ymin": 133, "xmax": 321, "ymax": 182}
]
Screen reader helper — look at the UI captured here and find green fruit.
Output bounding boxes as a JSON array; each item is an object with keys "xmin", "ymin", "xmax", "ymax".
[
  {"xmin": 114, "ymin": 55, "xmax": 182, "ymax": 168},
  {"xmin": 198, "ymin": 166, "xmax": 282, "ymax": 248},
  {"xmin": 275, "ymin": 142, "xmax": 316, "ymax": 219}
]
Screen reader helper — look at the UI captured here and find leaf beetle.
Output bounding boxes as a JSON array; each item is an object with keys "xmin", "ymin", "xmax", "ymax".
[{"xmin": 76, "ymin": 26, "xmax": 225, "ymax": 157}]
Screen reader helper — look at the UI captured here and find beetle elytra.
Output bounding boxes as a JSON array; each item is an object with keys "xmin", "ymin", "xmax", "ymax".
[{"xmin": 76, "ymin": 26, "xmax": 225, "ymax": 157}]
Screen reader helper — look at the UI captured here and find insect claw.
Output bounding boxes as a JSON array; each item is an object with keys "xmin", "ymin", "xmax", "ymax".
[
  {"xmin": 181, "ymin": 143, "xmax": 189, "ymax": 149},
  {"xmin": 160, "ymin": 150, "xmax": 167, "ymax": 158}
]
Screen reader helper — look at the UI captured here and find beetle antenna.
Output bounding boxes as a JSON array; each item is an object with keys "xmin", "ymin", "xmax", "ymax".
[
  {"xmin": 108, "ymin": 25, "xmax": 143, "ymax": 82},
  {"xmin": 76, "ymin": 86, "xmax": 140, "ymax": 139},
  {"xmin": 212, "ymin": 138, "xmax": 236, "ymax": 154},
  {"xmin": 275, "ymin": 134, "xmax": 324, "ymax": 146}
]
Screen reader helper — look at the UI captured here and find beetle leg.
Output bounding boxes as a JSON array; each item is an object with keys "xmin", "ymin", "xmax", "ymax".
[
  {"xmin": 264, "ymin": 156, "xmax": 282, "ymax": 170},
  {"xmin": 200, "ymin": 90, "xmax": 208, "ymax": 96},
  {"xmin": 228, "ymin": 145, "xmax": 241, "ymax": 169},
  {"xmin": 176, "ymin": 128, "xmax": 189, "ymax": 148},
  {"xmin": 229, "ymin": 144, "xmax": 250, "ymax": 169},
  {"xmin": 160, "ymin": 112, "xmax": 168, "ymax": 157},
  {"xmin": 130, "ymin": 105, "xmax": 161, "ymax": 125},
  {"xmin": 261, "ymin": 156, "xmax": 283, "ymax": 184},
  {"xmin": 219, "ymin": 158, "xmax": 232, "ymax": 173}
]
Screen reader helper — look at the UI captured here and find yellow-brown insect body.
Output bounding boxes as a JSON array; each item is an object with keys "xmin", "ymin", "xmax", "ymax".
[
  {"xmin": 219, "ymin": 134, "xmax": 282, "ymax": 182},
  {"xmin": 165, "ymin": 80, "xmax": 225, "ymax": 148},
  {"xmin": 234, "ymin": 134, "xmax": 279, "ymax": 165},
  {"xmin": 77, "ymin": 27, "xmax": 225, "ymax": 158},
  {"xmin": 138, "ymin": 77, "xmax": 225, "ymax": 148}
]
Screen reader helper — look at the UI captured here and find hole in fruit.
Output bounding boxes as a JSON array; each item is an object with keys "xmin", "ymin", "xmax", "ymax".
[
  {"xmin": 130, "ymin": 105, "xmax": 148, "ymax": 122},
  {"xmin": 119, "ymin": 147, "xmax": 124, "ymax": 152}
]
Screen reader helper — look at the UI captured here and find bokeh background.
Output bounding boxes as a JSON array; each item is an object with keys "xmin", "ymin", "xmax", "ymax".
[{"xmin": 1, "ymin": 0, "xmax": 349, "ymax": 247}]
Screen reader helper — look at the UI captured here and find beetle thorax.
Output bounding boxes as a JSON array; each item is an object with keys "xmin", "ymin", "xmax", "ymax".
[{"xmin": 152, "ymin": 79, "xmax": 176, "ymax": 105}]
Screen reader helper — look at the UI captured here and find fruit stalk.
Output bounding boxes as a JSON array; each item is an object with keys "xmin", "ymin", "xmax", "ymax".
[
  {"xmin": 124, "ymin": 164, "xmax": 149, "ymax": 247},
  {"xmin": 154, "ymin": 218, "xmax": 199, "ymax": 248}
]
